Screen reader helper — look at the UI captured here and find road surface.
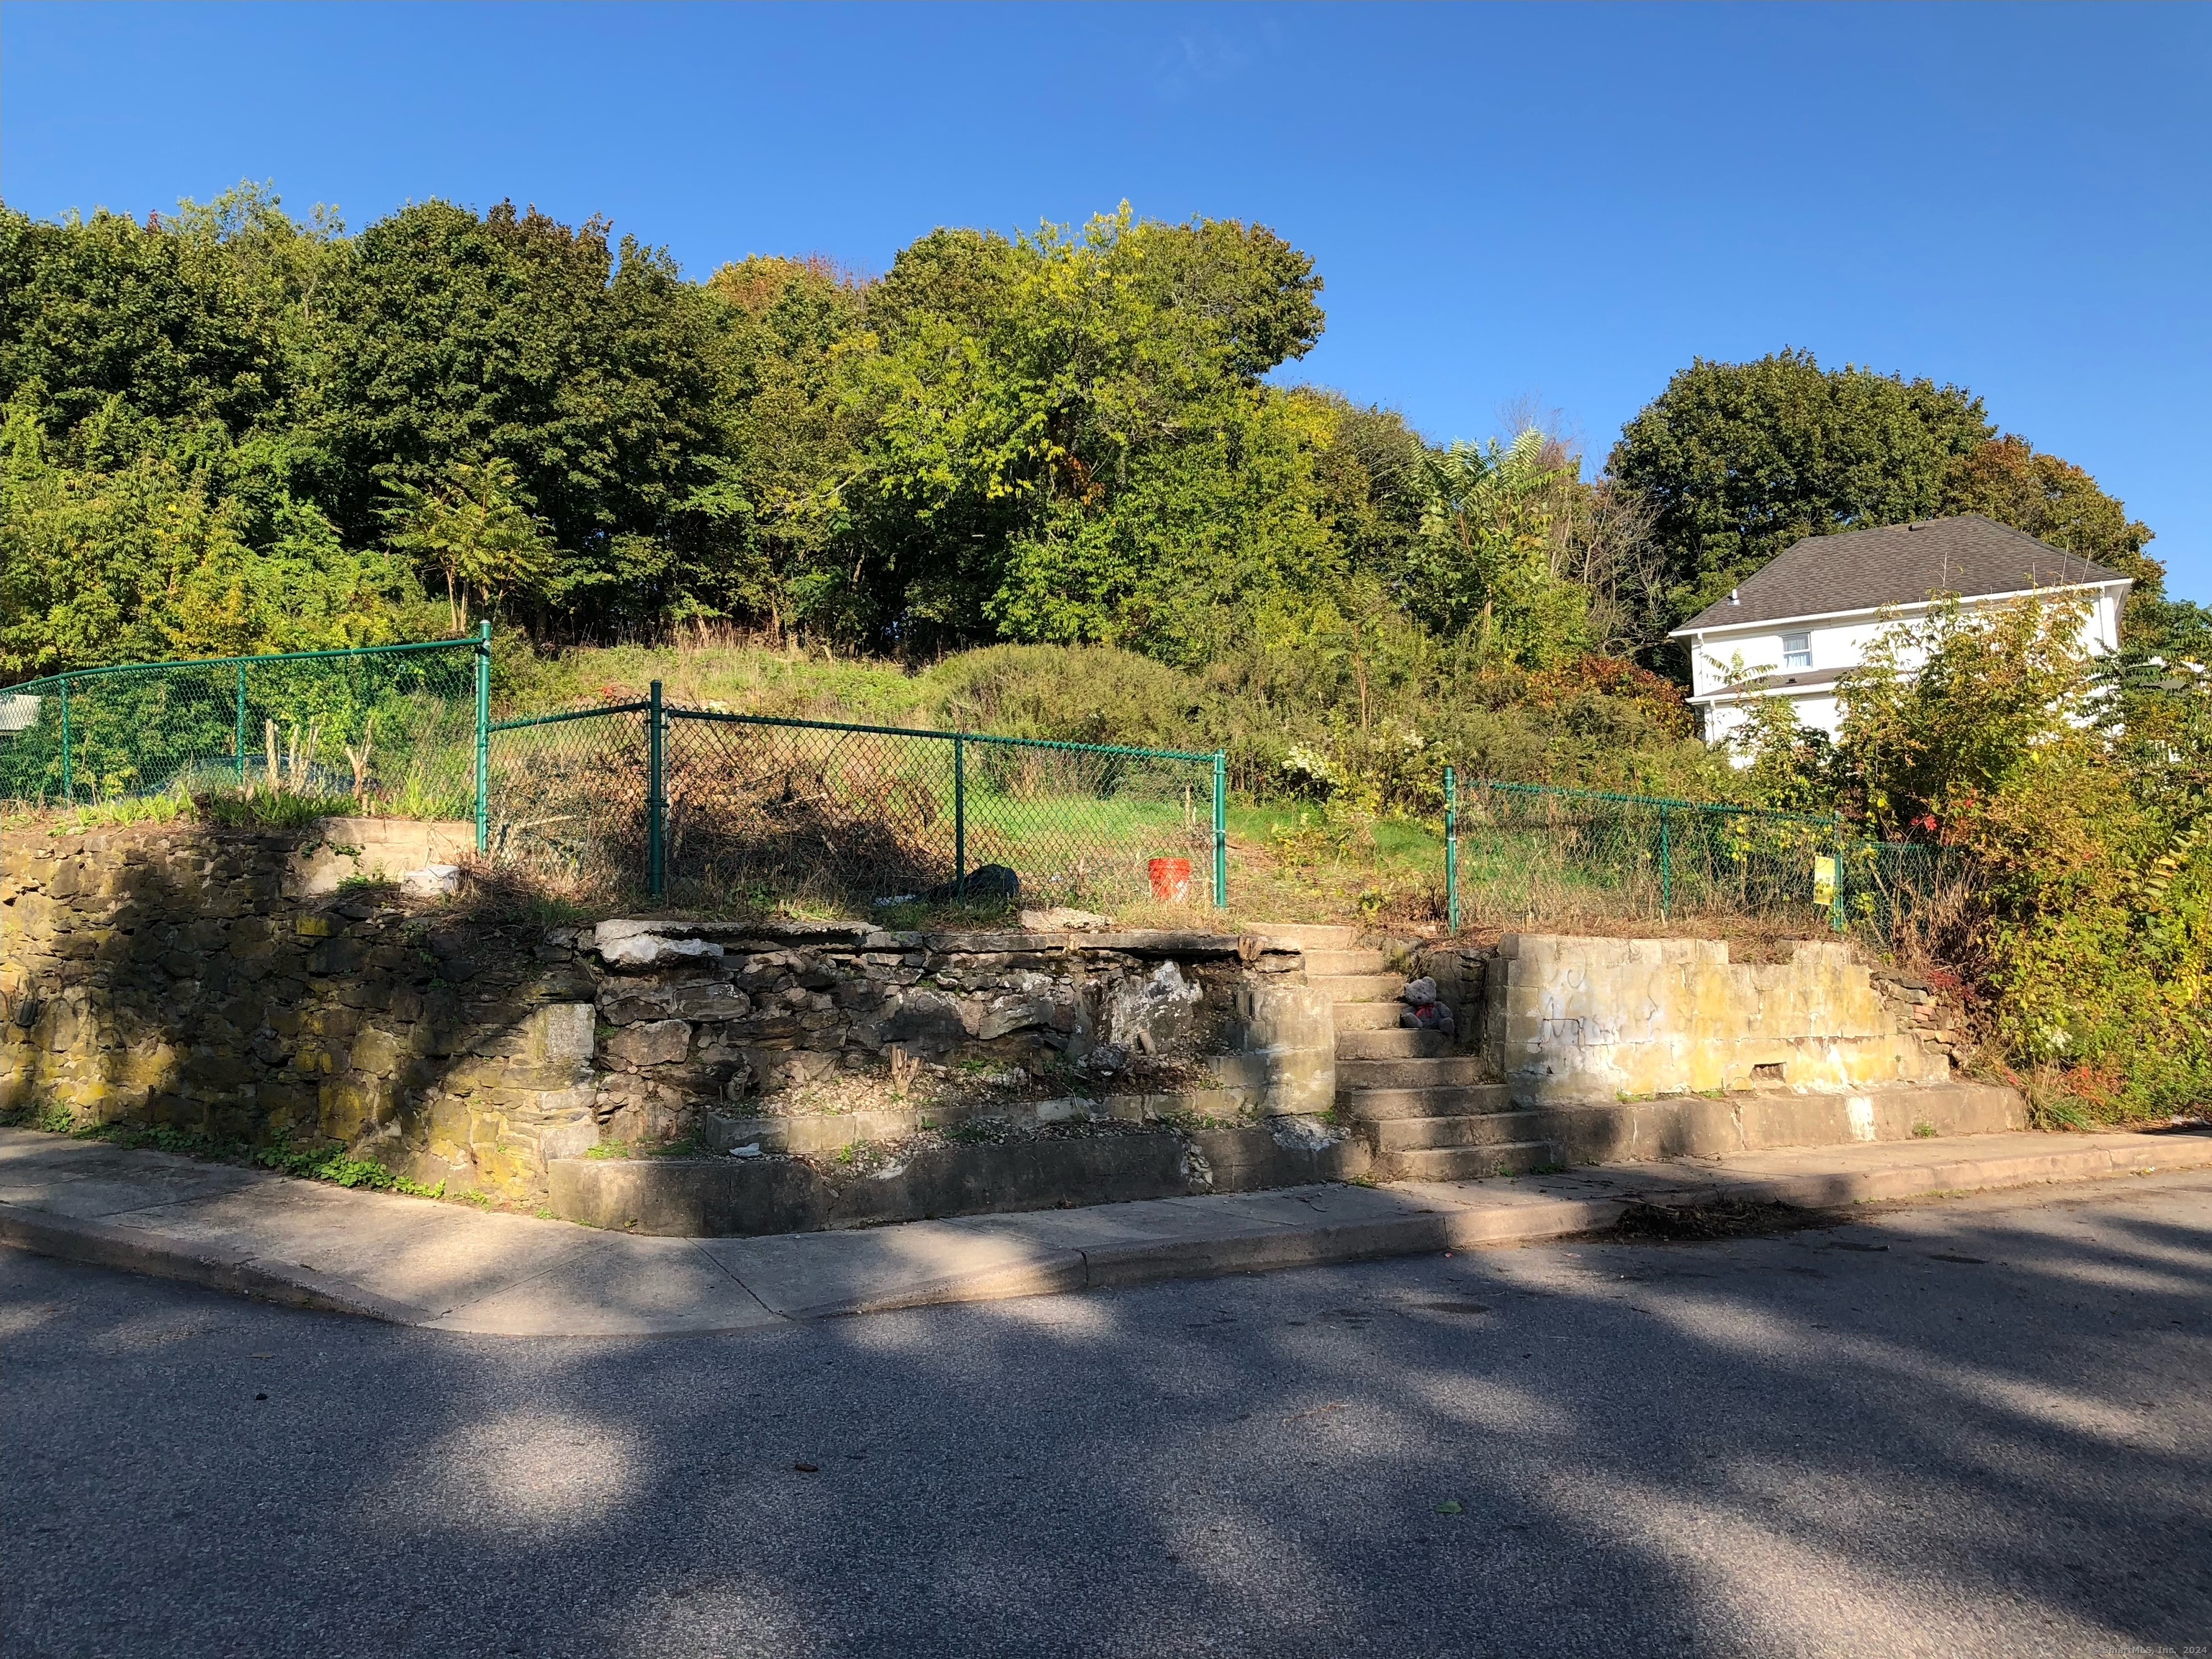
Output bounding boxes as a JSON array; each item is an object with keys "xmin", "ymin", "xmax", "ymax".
[{"xmin": 6, "ymin": 1172, "xmax": 2208, "ymax": 1658}]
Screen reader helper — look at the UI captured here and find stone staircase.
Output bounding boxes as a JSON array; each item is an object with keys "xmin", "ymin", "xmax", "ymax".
[{"xmin": 1264, "ymin": 924, "xmax": 1556, "ymax": 1182}]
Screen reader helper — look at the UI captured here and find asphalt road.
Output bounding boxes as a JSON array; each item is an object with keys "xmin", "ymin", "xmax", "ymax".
[{"xmin": 5, "ymin": 1172, "xmax": 2209, "ymax": 1659}]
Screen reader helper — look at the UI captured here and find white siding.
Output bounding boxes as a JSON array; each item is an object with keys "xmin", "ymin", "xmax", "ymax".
[{"xmin": 1683, "ymin": 583, "xmax": 2126, "ymax": 752}]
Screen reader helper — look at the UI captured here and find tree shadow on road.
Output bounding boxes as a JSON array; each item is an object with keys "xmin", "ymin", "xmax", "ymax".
[{"xmin": 3, "ymin": 1175, "xmax": 2209, "ymax": 1658}]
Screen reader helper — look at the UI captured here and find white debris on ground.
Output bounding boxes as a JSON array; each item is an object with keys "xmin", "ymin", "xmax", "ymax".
[{"xmin": 400, "ymin": 864, "xmax": 462, "ymax": 899}]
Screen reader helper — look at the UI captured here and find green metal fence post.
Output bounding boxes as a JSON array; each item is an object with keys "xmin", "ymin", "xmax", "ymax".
[
  {"xmin": 647, "ymin": 680, "xmax": 666, "ymax": 899},
  {"xmin": 1212, "ymin": 751, "xmax": 1228, "ymax": 909},
  {"xmin": 1659, "ymin": 804, "xmax": 1672, "ymax": 920},
  {"xmin": 953, "ymin": 735, "xmax": 967, "ymax": 897},
  {"xmin": 473, "ymin": 621, "xmax": 491, "ymax": 853},
  {"xmin": 1444, "ymin": 766, "xmax": 1460, "ymax": 932},
  {"xmin": 58, "ymin": 678, "xmax": 73, "ymax": 805},
  {"xmin": 1830, "ymin": 817, "xmax": 1845, "ymax": 933},
  {"xmin": 235, "ymin": 662, "xmax": 249, "ymax": 786}
]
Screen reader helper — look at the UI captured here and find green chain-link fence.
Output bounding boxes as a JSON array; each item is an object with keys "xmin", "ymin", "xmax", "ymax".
[
  {"xmin": 485, "ymin": 700, "xmax": 654, "ymax": 882},
  {"xmin": 1, "ymin": 631, "xmax": 487, "ymax": 818},
  {"xmin": 490, "ymin": 684, "xmax": 1228, "ymax": 909},
  {"xmin": 5, "ymin": 642, "xmax": 1224, "ymax": 910},
  {"xmin": 1441, "ymin": 770, "xmax": 1925, "ymax": 933}
]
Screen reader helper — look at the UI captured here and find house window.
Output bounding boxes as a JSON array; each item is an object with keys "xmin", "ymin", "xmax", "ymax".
[{"xmin": 1781, "ymin": 631, "xmax": 1812, "ymax": 670}]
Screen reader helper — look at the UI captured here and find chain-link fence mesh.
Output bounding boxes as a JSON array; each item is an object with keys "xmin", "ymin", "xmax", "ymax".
[
  {"xmin": 956, "ymin": 732, "xmax": 1218, "ymax": 909},
  {"xmin": 0, "ymin": 638, "xmax": 481, "ymax": 812},
  {"xmin": 478, "ymin": 702, "xmax": 1222, "ymax": 908},
  {"xmin": 1446, "ymin": 777, "xmax": 1887, "ymax": 930},
  {"xmin": 4, "ymin": 648, "xmax": 1226, "ymax": 912},
  {"xmin": 660, "ymin": 714, "xmax": 1218, "ymax": 909},
  {"xmin": 485, "ymin": 706, "xmax": 652, "ymax": 884},
  {"xmin": 1843, "ymin": 839, "xmax": 1946, "ymax": 939},
  {"xmin": 660, "ymin": 714, "xmax": 955, "ymax": 905}
]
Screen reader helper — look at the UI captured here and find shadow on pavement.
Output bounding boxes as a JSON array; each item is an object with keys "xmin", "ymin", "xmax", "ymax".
[{"xmin": 3, "ymin": 1172, "xmax": 2208, "ymax": 1658}]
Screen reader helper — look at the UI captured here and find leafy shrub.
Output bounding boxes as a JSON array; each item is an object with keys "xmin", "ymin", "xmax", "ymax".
[
  {"xmin": 929, "ymin": 644, "xmax": 1203, "ymax": 750},
  {"xmin": 1743, "ymin": 594, "xmax": 2212, "ymax": 1123}
]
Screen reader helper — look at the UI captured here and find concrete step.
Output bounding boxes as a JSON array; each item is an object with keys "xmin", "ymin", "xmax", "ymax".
[
  {"xmin": 1312, "ymin": 973, "xmax": 1403, "ymax": 1004},
  {"xmin": 1336, "ymin": 1054, "xmax": 1493, "ymax": 1089},
  {"xmin": 1386, "ymin": 1141, "xmax": 1557, "ymax": 1182},
  {"xmin": 1303, "ymin": 948, "xmax": 1387, "ymax": 978},
  {"xmin": 1252, "ymin": 922, "xmax": 1362, "ymax": 949},
  {"xmin": 1339, "ymin": 1082, "xmax": 1519, "ymax": 1120},
  {"xmin": 1371, "ymin": 1111, "xmax": 1548, "ymax": 1152},
  {"xmin": 1336, "ymin": 1028, "xmax": 1457, "ymax": 1060},
  {"xmin": 1332, "ymin": 1002, "xmax": 1404, "ymax": 1032}
]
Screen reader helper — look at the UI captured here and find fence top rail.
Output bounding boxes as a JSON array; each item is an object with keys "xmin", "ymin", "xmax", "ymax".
[
  {"xmin": 660, "ymin": 703, "xmax": 1219, "ymax": 764},
  {"xmin": 3, "ymin": 634, "xmax": 483, "ymax": 697},
  {"xmin": 488, "ymin": 701, "xmax": 653, "ymax": 733},
  {"xmin": 1467, "ymin": 776, "xmax": 1840, "ymax": 829}
]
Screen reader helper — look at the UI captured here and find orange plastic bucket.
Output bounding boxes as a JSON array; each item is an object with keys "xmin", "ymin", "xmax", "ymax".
[{"xmin": 1148, "ymin": 857, "xmax": 1193, "ymax": 903}]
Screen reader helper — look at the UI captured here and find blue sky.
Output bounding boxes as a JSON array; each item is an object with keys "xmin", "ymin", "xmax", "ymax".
[{"xmin": 6, "ymin": 2, "xmax": 2208, "ymax": 598}]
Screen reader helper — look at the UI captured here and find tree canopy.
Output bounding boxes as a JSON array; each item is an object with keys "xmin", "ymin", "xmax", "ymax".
[
  {"xmin": 0, "ymin": 186, "xmax": 2168, "ymax": 698},
  {"xmin": 1604, "ymin": 351, "xmax": 2165, "ymax": 629}
]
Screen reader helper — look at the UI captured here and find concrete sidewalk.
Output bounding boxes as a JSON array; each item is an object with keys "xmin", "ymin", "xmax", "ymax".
[{"xmin": 3, "ymin": 1123, "xmax": 2208, "ymax": 1336}]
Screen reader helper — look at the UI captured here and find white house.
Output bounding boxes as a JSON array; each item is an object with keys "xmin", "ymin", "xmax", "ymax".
[{"xmin": 1669, "ymin": 514, "xmax": 2131, "ymax": 750}]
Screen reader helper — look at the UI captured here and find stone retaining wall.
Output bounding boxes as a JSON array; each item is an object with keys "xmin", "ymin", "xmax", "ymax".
[
  {"xmin": 285, "ymin": 816, "xmax": 475, "ymax": 897},
  {"xmin": 1, "ymin": 823, "xmax": 602, "ymax": 1196},
  {"xmin": 1, "ymin": 824, "xmax": 1341, "ymax": 1213},
  {"xmin": 580, "ymin": 918, "xmax": 1334, "ymax": 1156}
]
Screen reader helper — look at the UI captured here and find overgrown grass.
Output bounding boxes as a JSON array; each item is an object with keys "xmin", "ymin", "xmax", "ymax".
[
  {"xmin": 507, "ymin": 642, "xmax": 932, "ymax": 729},
  {"xmin": 58, "ymin": 791, "xmax": 199, "ymax": 832},
  {"xmin": 3, "ymin": 1105, "xmax": 444, "ymax": 1197},
  {"xmin": 0, "ymin": 788, "xmax": 202, "ymax": 836},
  {"xmin": 196, "ymin": 786, "xmax": 362, "ymax": 829}
]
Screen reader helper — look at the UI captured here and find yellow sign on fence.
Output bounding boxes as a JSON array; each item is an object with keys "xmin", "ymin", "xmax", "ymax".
[{"xmin": 1812, "ymin": 855, "xmax": 1838, "ymax": 909}]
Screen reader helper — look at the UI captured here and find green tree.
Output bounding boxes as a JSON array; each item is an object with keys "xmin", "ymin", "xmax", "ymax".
[
  {"xmin": 319, "ymin": 200, "xmax": 726, "ymax": 629},
  {"xmin": 686, "ymin": 254, "xmax": 871, "ymax": 641},
  {"xmin": 0, "ymin": 388, "xmax": 408, "ymax": 676},
  {"xmin": 382, "ymin": 457, "xmax": 554, "ymax": 631},
  {"xmin": 1938, "ymin": 433, "xmax": 2162, "ymax": 595},
  {"xmin": 1405, "ymin": 431, "xmax": 1589, "ymax": 667},
  {"xmin": 0, "ymin": 200, "xmax": 287, "ymax": 436},
  {"xmin": 835, "ymin": 209, "xmax": 1339, "ymax": 657},
  {"xmin": 1300, "ymin": 392, "xmax": 1429, "ymax": 584},
  {"xmin": 1123, "ymin": 215, "xmax": 1324, "ymax": 382},
  {"xmin": 1609, "ymin": 350, "xmax": 1995, "ymax": 628}
]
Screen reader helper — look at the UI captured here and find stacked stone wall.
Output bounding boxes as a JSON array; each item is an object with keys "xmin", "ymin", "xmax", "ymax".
[
  {"xmin": 1, "ymin": 824, "xmax": 1336, "ymax": 1209},
  {"xmin": 1, "ymin": 823, "xmax": 601, "ymax": 1196}
]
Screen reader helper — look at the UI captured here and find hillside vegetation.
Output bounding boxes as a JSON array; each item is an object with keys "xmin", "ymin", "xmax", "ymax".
[{"xmin": 4, "ymin": 183, "xmax": 2210, "ymax": 1122}]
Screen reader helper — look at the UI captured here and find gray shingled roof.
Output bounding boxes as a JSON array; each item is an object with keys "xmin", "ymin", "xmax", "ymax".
[{"xmin": 1671, "ymin": 516, "xmax": 2131, "ymax": 635}]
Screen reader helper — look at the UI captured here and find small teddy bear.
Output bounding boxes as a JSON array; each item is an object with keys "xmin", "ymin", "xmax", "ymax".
[{"xmin": 1398, "ymin": 975, "xmax": 1455, "ymax": 1034}]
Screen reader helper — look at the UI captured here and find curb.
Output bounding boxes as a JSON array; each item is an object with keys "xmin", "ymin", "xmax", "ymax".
[
  {"xmin": 827, "ymin": 1137, "xmax": 2212, "ymax": 1313},
  {"xmin": 1081, "ymin": 1213, "xmax": 1452, "ymax": 1289},
  {"xmin": 784, "ymin": 1251, "xmax": 1089, "ymax": 1321},
  {"xmin": 0, "ymin": 1204, "xmax": 437, "ymax": 1326},
  {"xmin": 8, "ymin": 1135, "xmax": 2209, "ymax": 1331},
  {"xmin": 1668, "ymin": 1141, "xmax": 2212, "ymax": 1217}
]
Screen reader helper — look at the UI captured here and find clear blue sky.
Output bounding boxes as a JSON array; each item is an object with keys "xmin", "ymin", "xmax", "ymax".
[{"xmin": 6, "ymin": 2, "xmax": 2208, "ymax": 598}]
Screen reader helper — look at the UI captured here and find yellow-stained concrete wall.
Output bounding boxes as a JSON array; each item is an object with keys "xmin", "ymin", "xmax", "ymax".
[{"xmin": 1483, "ymin": 933, "xmax": 1948, "ymax": 1105}]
